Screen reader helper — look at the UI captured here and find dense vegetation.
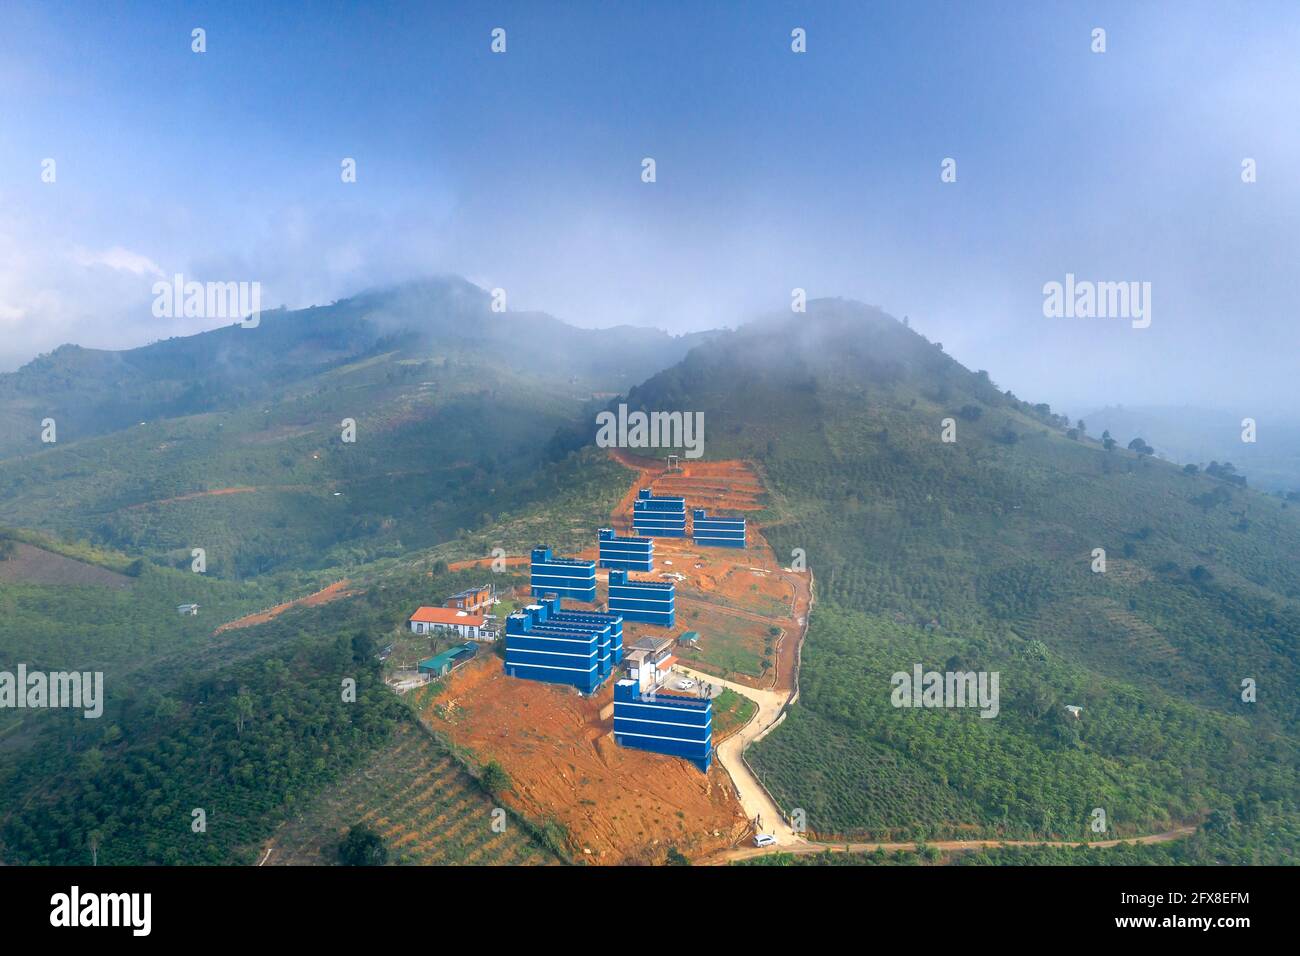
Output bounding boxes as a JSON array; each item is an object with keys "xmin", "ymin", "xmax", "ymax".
[
  {"xmin": 1, "ymin": 638, "xmax": 405, "ymax": 864},
  {"xmin": 0, "ymin": 561, "xmax": 562, "ymax": 864},
  {"xmin": 628, "ymin": 300, "xmax": 1300, "ymax": 857}
]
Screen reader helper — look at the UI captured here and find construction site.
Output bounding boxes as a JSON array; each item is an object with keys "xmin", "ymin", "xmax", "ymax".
[{"xmin": 415, "ymin": 449, "xmax": 813, "ymax": 863}]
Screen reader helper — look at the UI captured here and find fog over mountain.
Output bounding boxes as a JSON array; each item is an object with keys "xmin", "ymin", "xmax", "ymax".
[
  {"xmin": 3, "ymin": 2, "xmax": 1298, "ymax": 415},
  {"xmin": 1080, "ymin": 405, "xmax": 1300, "ymax": 492}
]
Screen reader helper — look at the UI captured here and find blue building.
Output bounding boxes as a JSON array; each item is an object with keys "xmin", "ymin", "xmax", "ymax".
[
  {"xmin": 613, "ymin": 680, "xmax": 712, "ymax": 772},
  {"xmin": 537, "ymin": 594, "xmax": 624, "ymax": 675},
  {"xmin": 632, "ymin": 488, "xmax": 687, "ymax": 537},
  {"xmin": 598, "ymin": 528, "xmax": 655, "ymax": 572},
  {"xmin": 607, "ymin": 569, "xmax": 675, "ymax": 628},
  {"xmin": 530, "ymin": 547, "xmax": 597, "ymax": 603},
  {"xmin": 692, "ymin": 509, "xmax": 747, "ymax": 548},
  {"xmin": 504, "ymin": 599, "xmax": 606, "ymax": 693}
]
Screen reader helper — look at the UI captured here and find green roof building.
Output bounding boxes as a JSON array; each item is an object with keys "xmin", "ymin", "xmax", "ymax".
[{"xmin": 418, "ymin": 642, "xmax": 478, "ymax": 677}]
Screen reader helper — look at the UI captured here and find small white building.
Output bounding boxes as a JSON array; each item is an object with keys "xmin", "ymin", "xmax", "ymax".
[
  {"xmin": 408, "ymin": 606, "xmax": 487, "ymax": 640},
  {"xmin": 624, "ymin": 636, "xmax": 676, "ymax": 692},
  {"xmin": 177, "ymin": 604, "xmax": 200, "ymax": 616}
]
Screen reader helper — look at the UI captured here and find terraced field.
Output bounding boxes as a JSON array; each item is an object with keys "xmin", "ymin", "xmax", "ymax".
[{"xmin": 264, "ymin": 723, "xmax": 557, "ymax": 866}]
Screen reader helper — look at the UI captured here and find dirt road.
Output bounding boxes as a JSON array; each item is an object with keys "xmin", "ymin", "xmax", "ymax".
[
  {"xmin": 606, "ymin": 449, "xmax": 813, "ymax": 848},
  {"xmin": 674, "ymin": 663, "xmax": 805, "ymax": 848},
  {"xmin": 213, "ymin": 579, "xmax": 357, "ymax": 633},
  {"xmin": 719, "ymin": 825, "xmax": 1200, "ymax": 864}
]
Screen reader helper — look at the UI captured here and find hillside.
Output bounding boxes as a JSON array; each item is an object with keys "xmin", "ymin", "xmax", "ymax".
[
  {"xmin": 0, "ymin": 278, "xmax": 708, "ymax": 579},
  {"xmin": 0, "ymin": 276, "xmax": 712, "ymax": 458},
  {"xmin": 623, "ymin": 299, "xmax": 1300, "ymax": 860},
  {"xmin": 2, "ymin": 288, "xmax": 1296, "ymax": 867}
]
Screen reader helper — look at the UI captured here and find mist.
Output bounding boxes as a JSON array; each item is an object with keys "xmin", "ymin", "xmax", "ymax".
[{"xmin": 2, "ymin": 0, "xmax": 1297, "ymax": 417}]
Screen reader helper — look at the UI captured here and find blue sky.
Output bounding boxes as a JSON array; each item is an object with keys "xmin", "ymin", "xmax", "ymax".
[{"xmin": 2, "ymin": 0, "xmax": 1298, "ymax": 415}]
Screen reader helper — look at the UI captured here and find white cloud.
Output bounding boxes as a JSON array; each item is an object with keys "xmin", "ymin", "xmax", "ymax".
[{"xmin": 70, "ymin": 245, "xmax": 164, "ymax": 277}]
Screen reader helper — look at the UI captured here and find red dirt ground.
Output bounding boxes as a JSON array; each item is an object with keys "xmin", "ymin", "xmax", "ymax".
[
  {"xmin": 213, "ymin": 579, "xmax": 359, "ymax": 634},
  {"xmin": 420, "ymin": 658, "xmax": 749, "ymax": 864},
  {"xmin": 413, "ymin": 449, "xmax": 810, "ymax": 864},
  {"xmin": 448, "ymin": 555, "xmax": 529, "ymax": 572},
  {"xmin": 122, "ymin": 484, "xmax": 321, "ymax": 511},
  {"xmin": 603, "ymin": 451, "xmax": 809, "ymax": 692}
]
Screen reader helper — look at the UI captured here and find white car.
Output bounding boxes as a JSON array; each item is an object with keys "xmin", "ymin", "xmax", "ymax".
[
  {"xmin": 677, "ymin": 678, "xmax": 695, "ymax": 690},
  {"xmin": 753, "ymin": 833, "xmax": 777, "ymax": 848}
]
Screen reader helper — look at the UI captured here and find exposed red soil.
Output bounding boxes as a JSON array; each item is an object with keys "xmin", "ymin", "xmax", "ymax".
[
  {"xmin": 420, "ymin": 658, "xmax": 749, "ymax": 864},
  {"xmin": 122, "ymin": 484, "xmax": 321, "ymax": 511},
  {"xmin": 412, "ymin": 450, "xmax": 808, "ymax": 865},
  {"xmin": 214, "ymin": 580, "xmax": 359, "ymax": 633},
  {"xmin": 602, "ymin": 450, "xmax": 809, "ymax": 693},
  {"xmin": 448, "ymin": 555, "xmax": 529, "ymax": 572}
]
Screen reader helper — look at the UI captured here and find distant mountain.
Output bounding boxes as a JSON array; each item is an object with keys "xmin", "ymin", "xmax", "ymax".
[
  {"xmin": 1080, "ymin": 405, "xmax": 1300, "ymax": 493},
  {"xmin": 0, "ymin": 276, "xmax": 716, "ymax": 457},
  {"xmin": 0, "ymin": 278, "xmax": 716, "ymax": 577}
]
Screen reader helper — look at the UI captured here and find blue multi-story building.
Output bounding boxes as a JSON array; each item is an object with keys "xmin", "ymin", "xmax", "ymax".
[
  {"xmin": 692, "ymin": 509, "xmax": 747, "ymax": 548},
  {"xmin": 598, "ymin": 528, "xmax": 655, "ymax": 572},
  {"xmin": 504, "ymin": 599, "xmax": 608, "ymax": 693},
  {"xmin": 530, "ymin": 547, "xmax": 597, "ymax": 603},
  {"xmin": 536, "ymin": 594, "xmax": 624, "ymax": 675},
  {"xmin": 607, "ymin": 569, "xmax": 675, "ymax": 628},
  {"xmin": 632, "ymin": 488, "xmax": 686, "ymax": 537},
  {"xmin": 613, "ymin": 680, "xmax": 712, "ymax": 772}
]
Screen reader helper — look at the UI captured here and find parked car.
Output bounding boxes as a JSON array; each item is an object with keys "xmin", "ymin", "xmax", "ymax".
[
  {"xmin": 677, "ymin": 678, "xmax": 696, "ymax": 690},
  {"xmin": 753, "ymin": 833, "xmax": 777, "ymax": 848}
]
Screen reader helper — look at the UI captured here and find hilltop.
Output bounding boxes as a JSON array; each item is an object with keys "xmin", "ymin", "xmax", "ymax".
[
  {"xmin": 625, "ymin": 299, "xmax": 1300, "ymax": 859},
  {"xmin": 0, "ymin": 276, "xmax": 714, "ymax": 457}
]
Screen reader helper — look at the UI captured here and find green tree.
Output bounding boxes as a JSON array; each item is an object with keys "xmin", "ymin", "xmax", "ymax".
[
  {"xmin": 338, "ymin": 824, "xmax": 388, "ymax": 866},
  {"xmin": 480, "ymin": 761, "xmax": 511, "ymax": 797},
  {"xmin": 232, "ymin": 687, "xmax": 255, "ymax": 736},
  {"xmin": 665, "ymin": 846, "xmax": 691, "ymax": 866},
  {"xmin": 351, "ymin": 630, "xmax": 376, "ymax": 664}
]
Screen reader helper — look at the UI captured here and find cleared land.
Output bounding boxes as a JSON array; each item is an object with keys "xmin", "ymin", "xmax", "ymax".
[
  {"xmin": 0, "ymin": 542, "xmax": 133, "ymax": 589},
  {"xmin": 214, "ymin": 579, "xmax": 358, "ymax": 633},
  {"xmin": 607, "ymin": 453, "xmax": 809, "ymax": 690},
  {"xmin": 403, "ymin": 450, "xmax": 812, "ymax": 864},
  {"xmin": 418, "ymin": 657, "xmax": 749, "ymax": 864},
  {"xmin": 722, "ymin": 826, "xmax": 1202, "ymax": 865}
]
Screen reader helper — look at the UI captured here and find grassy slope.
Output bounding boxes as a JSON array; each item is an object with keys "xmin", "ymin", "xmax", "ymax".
[
  {"xmin": 626, "ymin": 300, "xmax": 1300, "ymax": 861},
  {"xmin": 0, "ymin": 446, "xmax": 629, "ymax": 863}
]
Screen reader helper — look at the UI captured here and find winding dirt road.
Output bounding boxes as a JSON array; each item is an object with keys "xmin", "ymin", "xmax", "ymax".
[{"xmin": 675, "ymin": 663, "xmax": 805, "ymax": 847}]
